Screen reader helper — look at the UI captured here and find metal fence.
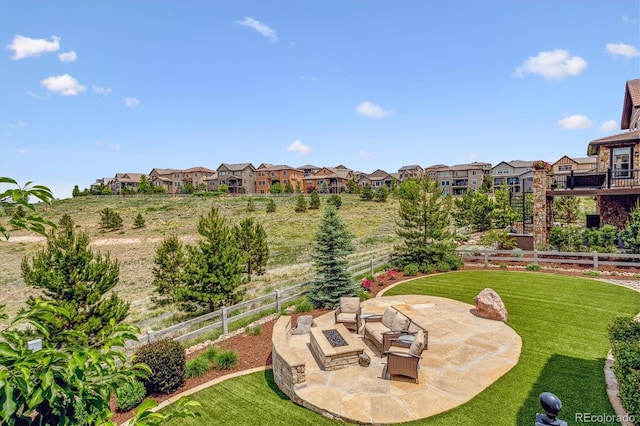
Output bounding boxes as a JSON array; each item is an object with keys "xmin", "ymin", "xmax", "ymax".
[{"xmin": 127, "ymin": 253, "xmax": 393, "ymax": 348}]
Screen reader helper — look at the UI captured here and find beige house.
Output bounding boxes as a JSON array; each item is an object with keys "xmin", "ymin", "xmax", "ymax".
[
  {"xmin": 111, "ymin": 173, "xmax": 144, "ymax": 193},
  {"xmin": 424, "ymin": 162, "xmax": 491, "ymax": 196},
  {"xmin": 255, "ymin": 164, "xmax": 305, "ymax": 194},
  {"xmin": 491, "ymin": 160, "xmax": 534, "ymax": 193},
  {"xmin": 214, "ymin": 163, "xmax": 257, "ymax": 194},
  {"xmin": 148, "ymin": 167, "xmax": 215, "ymax": 194},
  {"xmin": 551, "ymin": 156, "xmax": 596, "ymax": 175},
  {"xmin": 397, "ymin": 165, "xmax": 424, "ymax": 181},
  {"xmin": 304, "ymin": 166, "xmax": 353, "ymax": 193}
]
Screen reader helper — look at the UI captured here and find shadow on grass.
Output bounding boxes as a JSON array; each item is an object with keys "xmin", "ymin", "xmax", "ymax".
[
  {"xmin": 264, "ymin": 368, "xmax": 290, "ymax": 400},
  {"xmin": 517, "ymin": 354, "xmax": 615, "ymax": 426}
]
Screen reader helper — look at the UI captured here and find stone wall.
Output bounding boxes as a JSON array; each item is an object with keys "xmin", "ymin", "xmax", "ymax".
[
  {"xmin": 532, "ymin": 170, "xmax": 552, "ymax": 249},
  {"xmin": 598, "ymin": 194, "xmax": 640, "ymax": 229},
  {"xmin": 271, "ymin": 316, "xmax": 306, "ymax": 405}
]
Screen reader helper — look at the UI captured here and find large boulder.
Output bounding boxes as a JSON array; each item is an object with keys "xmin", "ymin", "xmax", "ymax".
[{"xmin": 474, "ymin": 288, "xmax": 508, "ymax": 321}]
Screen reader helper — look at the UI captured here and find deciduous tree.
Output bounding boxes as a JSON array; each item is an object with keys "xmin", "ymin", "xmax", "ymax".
[{"xmin": 0, "ymin": 177, "xmax": 56, "ymax": 240}]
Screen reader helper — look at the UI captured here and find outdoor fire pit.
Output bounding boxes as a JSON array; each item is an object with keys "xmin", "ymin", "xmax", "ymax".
[{"xmin": 310, "ymin": 324, "xmax": 364, "ymax": 370}]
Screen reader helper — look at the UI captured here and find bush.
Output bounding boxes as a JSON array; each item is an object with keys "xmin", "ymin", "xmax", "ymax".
[
  {"xmin": 295, "ymin": 298, "xmax": 314, "ymax": 313},
  {"xmin": 185, "ymin": 357, "xmax": 210, "ymax": 379},
  {"xmin": 361, "ymin": 278, "xmax": 373, "ymax": 292},
  {"xmin": 480, "ymin": 229, "xmax": 517, "ymax": 250},
  {"xmin": 584, "ymin": 270, "xmax": 601, "ymax": 277},
  {"xmin": 246, "ymin": 197, "xmax": 256, "ymax": 213},
  {"xmin": 133, "ymin": 212, "xmax": 146, "ymax": 229},
  {"xmin": 99, "ymin": 207, "xmax": 123, "ymax": 230},
  {"xmin": 525, "ymin": 263, "xmax": 541, "ymax": 271},
  {"xmin": 403, "ymin": 263, "xmax": 419, "ymax": 276},
  {"xmin": 326, "ymin": 194, "xmax": 342, "ymax": 209},
  {"xmin": 499, "ymin": 263, "xmax": 508, "ymax": 269},
  {"xmin": 609, "ymin": 316, "xmax": 640, "ymax": 343},
  {"xmin": 247, "ymin": 325, "xmax": 262, "ymax": 335},
  {"xmin": 266, "ymin": 199, "xmax": 276, "ymax": 213},
  {"xmin": 203, "ymin": 346, "xmax": 219, "ymax": 363},
  {"xmin": 357, "ymin": 290, "xmax": 371, "ymax": 300},
  {"xmin": 135, "ymin": 339, "xmax": 186, "ymax": 395},
  {"xmin": 116, "ymin": 380, "xmax": 146, "ymax": 412},
  {"xmin": 214, "ymin": 350, "xmax": 239, "ymax": 370},
  {"xmin": 294, "ymin": 194, "xmax": 307, "ymax": 213},
  {"xmin": 609, "ymin": 316, "xmax": 640, "ymax": 419}
]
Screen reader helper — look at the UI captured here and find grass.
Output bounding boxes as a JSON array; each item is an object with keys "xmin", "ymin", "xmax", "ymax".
[
  {"xmin": 159, "ymin": 271, "xmax": 640, "ymax": 425},
  {"xmin": 0, "ymin": 194, "xmax": 400, "ymax": 320}
]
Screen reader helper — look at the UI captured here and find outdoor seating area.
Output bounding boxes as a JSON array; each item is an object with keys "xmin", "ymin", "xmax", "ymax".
[{"xmin": 272, "ymin": 295, "xmax": 521, "ymax": 424}]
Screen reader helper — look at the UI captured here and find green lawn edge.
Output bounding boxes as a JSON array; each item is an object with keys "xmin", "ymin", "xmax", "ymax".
[{"xmin": 161, "ymin": 271, "xmax": 640, "ymax": 426}]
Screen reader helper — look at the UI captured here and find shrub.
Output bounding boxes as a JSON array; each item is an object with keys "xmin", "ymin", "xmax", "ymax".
[
  {"xmin": 203, "ymin": 346, "xmax": 219, "ymax": 363},
  {"xmin": 526, "ymin": 263, "xmax": 541, "ymax": 271},
  {"xmin": 133, "ymin": 212, "xmax": 146, "ymax": 229},
  {"xmin": 246, "ymin": 197, "xmax": 256, "ymax": 212},
  {"xmin": 436, "ymin": 261, "xmax": 452, "ymax": 272},
  {"xmin": 116, "ymin": 380, "xmax": 146, "ymax": 412},
  {"xmin": 499, "ymin": 263, "xmax": 508, "ymax": 269},
  {"xmin": 385, "ymin": 270, "xmax": 398, "ymax": 280},
  {"xmin": 584, "ymin": 270, "xmax": 601, "ymax": 277},
  {"xmin": 295, "ymin": 298, "xmax": 314, "ymax": 313},
  {"xmin": 294, "ymin": 194, "xmax": 307, "ymax": 213},
  {"xmin": 617, "ymin": 369, "xmax": 640, "ymax": 420},
  {"xmin": 609, "ymin": 316, "xmax": 640, "ymax": 343},
  {"xmin": 480, "ymin": 229, "xmax": 517, "ymax": 250},
  {"xmin": 214, "ymin": 350, "xmax": 239, "ymax": 370},
  {"xmin": 185, "ymin": 357, "xmax": 210, "ymax": 379},
  {"xmin": 361, "ymin": 278, "xmax": 373, "ymax": 292},
  {"xmin": 99, "ymin": 207, "xmax": 123, "ymax": 230},
  {"xmin": 266, "ymin": 198, "xmax": 276, "ymax": 213},
  {"xmin": 403, "ymin": 263, "xmax": 419, "ymax": 276},
  {"xmin": 247, "ymin": 325, "xmax": 262, "ymax": 335},
  {"xmin": 326, "ymin": 194, "xmax": 342, "ymax": 209},
  {"xmin": 309, "ymin": 190, "xmax": 321, "ymax": 209},
  {"xmin": 358, "ymin": 289, "xmax": 372, "ymax": 300},
  {"xmin": 135, "ymin": 339, "xmax": 186, "ymax": 395},
  {"xmin": 609, "ymin": 316, "xmax": 640, "ymax": 420}
]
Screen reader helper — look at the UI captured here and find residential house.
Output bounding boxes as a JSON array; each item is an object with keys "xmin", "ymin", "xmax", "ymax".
[
  {"xmin": 298, "ymin": 164, "xmax": 321, "ymax": 177},
  {"xmin": 149, "ymin": 168, "xmax": 180, "ymax": 193},
  {"xmin": 181, "ymin": 167, "xmax": 216, "ymax": 190},
  {"xmin": 363, "ymin": 169, "xmax": 394, "ymax": 189},
  {"xmin": 449, "ymin": 162, "xmax": 492, "ymax": 195},
  {"xmin": 111, "ymin": 173, "xmax": 144, "ymax": 193},
  {"xmin": 397, "ymin": 165, "xmax": 424, "ymax": 181},
  {"xmin": 304, "ymin": 166, "xmax": 353, "ymax": 193},
  {"xmin": 215, "ymin": 163, "xmax": 257, "ymax": 194},
  {"xmin": 256, "ymin": 164, "xmax": 305, "ymax": 194},
  {"xmin": 492, "ymin": 160, "xmax": 534, "ymax": 193},
  {"xmin": 551, "ymin": 156, "xmax": 596, "ymax": 176},
  {"xmin": 89, "ymin": 177, "xmax": 114, "ymax": 194}
]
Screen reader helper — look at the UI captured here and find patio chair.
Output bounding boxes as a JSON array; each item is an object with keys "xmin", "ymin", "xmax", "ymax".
[
  {"xmin": 334, "ymin": 296, "xmax": 361, "ymax": 332},
  {"xmin": 384, "ymin": 329, "xmax": 426, "ymax": 384}
]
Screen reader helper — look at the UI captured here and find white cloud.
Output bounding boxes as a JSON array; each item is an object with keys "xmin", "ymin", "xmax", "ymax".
[
  {"xmin": 17, "ymin": 148, "xmax": 27, "ymax": 155},
  {"xmin": 236, "ymin": 17, "xmax": 278, "ymax": 42},
  {"xmin": 124, "ymin": 97, "xmax": 140, "ymax": 107},
  {"xmin": 513, "ymin": 49, "xmax": 587, "ymax": 80},
  {"xmin": 7, "ymin": 35, "xmax": 60, "ymax": 59},
  {"xmin": 58, "ymin": 50, "xmax": 77, "ymax": 62},
  {"xmin": 40, "ymin": 74, "xmax": 86, "ymax": 95},
  {"xmin": 26, "ymin": 89, "xmax": 42, "ymax": 100},
  {"xmin": 287, "ymin": 140, "xmax": 312, "ymax": 155},
  {"xmin": 93, "ymin": 85, "xmax": 112, "ymax": 95},
  {"xmin": 599, "ymin": 120, "xmax": 618, "ymax": 132},
  {"xmin": 558, "ymin": 114, "xmax": 592, "ymax": 130},
  {"xmin": 356, "ymin": 101, "xmax": 394, "ymax": 119},
  {"xmin": 358, "ymin": 150, "xmax": 374, "ymax": 158},
  {"xmin": 605, "ymin": 42, "xmax": 640, "ymax": 59},
  {"xmin": 110, "ymin": 143, "xmax": 121, "ymax": 150}
]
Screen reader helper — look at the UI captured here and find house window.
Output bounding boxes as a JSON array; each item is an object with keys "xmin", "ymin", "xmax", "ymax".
[
  {"xmin": 440, "ymin": 172, "xmax": 450, "ymax": 177},
  {"xmin": 612, "ymin": 147, "xmax": 632, "ymax": 178},
  {"xmin": 441, "ymin": 181, "xmax": 450, "ymax": 186},
  {"xmin": 283, "ymin": 171, "xmax": 287, "ymax": 176},
  {"xmin": 497, "ymin": 169, "xmax": 509, "ymax": 175},
  {"xmin": 472, "ymin": 170, "xmax": 477, "ymax": 175},
  {"xmin": 472, "ymin": 179, "xmax": 477, "ymax": 185},
  {"xmin": 559, "ymin": 165, "xmax": 572, "ymax": 171}
]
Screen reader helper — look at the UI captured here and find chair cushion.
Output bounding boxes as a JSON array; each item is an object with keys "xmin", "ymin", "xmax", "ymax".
[
  {"xmin": 336, "ymin": 312, "xmax": 357, "ymax": 323},
  {"xmin": 408, "ymin": 322, "xmax": 422, "ymax": 333},
  {"xmin": 391, "ymin": 315, "xmax": 410, "ymax": 331},
  {"xmin": 365, "ymin": 322, "xmax": 389, "ymax": 343},
  {"xmin": 409, "ymin": 330, "xmax": 425, "ymax": 356},
  {"xmin": 381, "ymin": 307, "xmax": 398, "ymax": 328},
  {"xmin": 340, "ymin": 297, "xmax": 360, "ymax": 314}
]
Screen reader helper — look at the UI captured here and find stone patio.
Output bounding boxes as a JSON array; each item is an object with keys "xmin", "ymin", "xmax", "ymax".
[{"xmin": 272, "ymin": 295, "xmax": 522, "ymax": 424}]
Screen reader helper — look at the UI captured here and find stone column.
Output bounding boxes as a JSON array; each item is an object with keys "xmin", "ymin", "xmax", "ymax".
[{"xmin": 532, "ymin": 170, "xmax": 550, "ymax": 249}]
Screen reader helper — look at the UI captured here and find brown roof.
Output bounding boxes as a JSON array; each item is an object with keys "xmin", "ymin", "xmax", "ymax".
[
  {"xmin": 622, "ymin": 79, "xmax": 640, "ymax": 130},
  {"xmin": 184, "ymin": 167, "xmax": 216, "ymax": 174},
  {"xmin": 450, "ymin": 162, "xmax": 491, "ymax": 171},
  {"xmin": 587, "ymin": 130, "xmax": 640, "ymax": 155},
  {"xmin": 398, "ymin": 165, "xmax": 423, "ymax": 171},
  {"xmin": 257, "ymin": 164, "xmax": 303, "ymax": 172},
  {"xmin": 218, "ymin": 163, "xmax": 255, "ymax": 172}
]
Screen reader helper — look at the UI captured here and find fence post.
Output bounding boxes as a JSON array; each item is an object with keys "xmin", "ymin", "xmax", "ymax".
[
  {"xmin": 275, "ymin": 290, "xmax": 282, "ymax": 313},
  {"xmin": 483, "ymin": 250, "xmax": 488, "ymax": 267},
  {"xmin": 593, "ymin": 251, "xmax": 598, "ymax": 271},
  {"xmin": 222, "ymin": 306, "xmax": 228, "ymax": 335},
  {"xmin": 147, "ymin": 330, "xmax": 155, "ymax": 344},
  {"xmin": 533, "ymin": 249, "xmax": 538, "ymax": 265},
  {"xmin": 370, "ymin": 259, "xmax": 374, "ymax": 276}
]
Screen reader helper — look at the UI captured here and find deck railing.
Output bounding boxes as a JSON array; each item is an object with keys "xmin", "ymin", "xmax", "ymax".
[{"xmin": 549, "ymin": 169, "xmax": 640, "ymax": 190}]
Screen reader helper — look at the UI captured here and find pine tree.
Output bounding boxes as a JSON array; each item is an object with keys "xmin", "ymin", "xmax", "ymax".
[
  {"xmin": 620, "ymin": 201, "xmax": 640, "ymax": 254},
  {"xmin": 134, "ymin": 212, "xmax": 146, "ymax": 228},
  {"xmin": 309, "ymin": 190, "xmax": 321, "ymax": 209},
  {"xmin": 138, "ymin": 174, "xmax": 153, "ymax": 194},
  {"xmin": 246, "ymin": 197, "xmax": 256, "ymax": 212},
  {"xmin": 554, "ymin": 196, "xmax": 580, "ymax": 224},
  {"xmin": 284, "ymin": 180, "xmax": 294, "ymax": 193},
  {"xmin": 152, "ymin": 234, "xmax": 185, "ymax": 306},
  {"xmin": 180, "ymin": 207, "xmax": 244, "ymax": 312},
  {"xmin": 100, "ymin": 207, "xmax": 123, "ymax": 230},
  {"xmin": 72, "ymin": 185, "xmax": 81, "ymax": 197},
  {"xmin": 294, "ymin": 194, "xmax": 308, "ymax": 212},
  {"xmin": 21, "ymin": 226, "xmax": 129, "ymax": 347},
  {"xmin": 233, "ymin": 217, "xmax": 269, "ymax": 280},
  {"xmin": 374, "ymin": 185, "xmax": 389, "ymax": 202},
  {"xmin": 490, "ymin": 184, "xmax": 519, "ymax": 229},
  {"xmin": 308, "ymin": 205, "xmax": 358, "ymax": 309},
  {"xmin": 58, "ymin": 214, "xmax": 74, "ymax": 231},
  {"xmin": 360, "ymin": 185, "xmax": 374, "ymax": 201},
  {"xmin": 394, "ymin": 179, "xmax": 459, "ymax": 270},
  {"xmin": 326, "ymin": 194, "xmax": 342, "ymax": 209},
  {"xmin": 266, "ymin": 198, "xmax": 276, "ymax": 213}
]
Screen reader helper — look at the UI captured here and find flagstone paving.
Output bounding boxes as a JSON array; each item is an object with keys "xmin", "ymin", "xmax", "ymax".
[{"xmin": 286, "ymin": 295, "xmax": 521, "ymax": 424}]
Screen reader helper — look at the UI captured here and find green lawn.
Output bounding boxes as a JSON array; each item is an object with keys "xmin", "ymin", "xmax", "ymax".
[{"xmin": 162, "ymin": 271, "xmax": 640, "ymax": 425}]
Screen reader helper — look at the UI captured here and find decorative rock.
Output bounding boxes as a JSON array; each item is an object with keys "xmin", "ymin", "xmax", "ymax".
[
  {"xmin": 474, "ymin": 288, "xmax": 508, "ymax": 321},
  {"xmin": 292, "ymin": 315, "xmax": 313, "ymax": 335},
  {"xmin": 359, "ymin": 352, "xmax": 371, "ymax": 367}
]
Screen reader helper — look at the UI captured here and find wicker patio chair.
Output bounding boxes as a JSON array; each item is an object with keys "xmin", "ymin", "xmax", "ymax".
[
  {"xmin": 384, "ymin": 329, "xmax": 426, "ymax": 383},
  {"xmin": 334, "ymin": 297, "xmax": 361, "ymax": 332}
]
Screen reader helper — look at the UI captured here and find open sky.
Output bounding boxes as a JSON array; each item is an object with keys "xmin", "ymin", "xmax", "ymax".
[{"xmin": 1, "ymin": 1, "xmax": 638, "ymax": 199}]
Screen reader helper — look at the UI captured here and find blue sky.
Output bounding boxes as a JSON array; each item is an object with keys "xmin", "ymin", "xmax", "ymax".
[{"xmin": 1, "ymin": 1, "xmax": 638, "ymax": 199}]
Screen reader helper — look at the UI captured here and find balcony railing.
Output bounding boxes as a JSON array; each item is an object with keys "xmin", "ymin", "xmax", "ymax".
[{"xmin": 549, "ymin": 169, "xmax": 640, "ymax": 190}]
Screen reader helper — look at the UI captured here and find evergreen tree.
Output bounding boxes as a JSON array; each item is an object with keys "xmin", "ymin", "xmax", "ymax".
[
  {"xmin": 326, "ymin": 194, "xmax": 342, "ymax": 209},
  {"xmin": 246, "ymin": 197, "xmax": 256, "ymax": 212},
  {"xmin": 346, "ymin": 179, "xmax": 360, "ymax": 194},
  {"xmin": 21, "ymin": 226, "xmax": 129, "ymax": 347},
  {"xmin": 295, "ymin": 181, "xmax": 302, "ymax": 193},
  {"xmin": 294, "ymin": 194, "xmax": 308, "ymax": 212},
  {"xmin": 266, "ymin": 198, "xmax": 276, "ymax": 213},
  {"xmin": 233, "ymin": 217, "xmax": 269, "ymax": 280},
  {"xmin": 180, "ymin": 207, "xmax": 244, "ymax": 312},
  {"xmin": 58, "ymin": 214, "xmax": 74, "ymax": 231},
  {"xmin": 72, "ymin": 185, "xmax": 81, "ymax": 197},
  {"xmin": 152, "ymin": 235, "xmax": 185, "ymax": 306},
  {"xmin": 137, "ymin": 175, "xmax": 153, "ymax": 194},
  {"xmin": 394, "ymin": 179, "xmax": 459, "ymax": 270},
  {"xmin": 374, "ymin": 185, "xmax": 389, "ymax": 202},
  {"xmin": 133, "ymin": 212, "xmax": 146, "ymax": 228},
  {"xmin": 269, "ymin": 182, "xmax": 283, "ymax": 194},
  {"xmin": 471, "ymin": 191, "xmax": 494, "ymax": 232},
  {"xmin": 490, "ymin": 184, "xmax": 519, "ymax": 229},
  {"xmin": 360, "ymin": 185, "xmax": 374, "ymax": 201},
  {"xmin": 554, "ymin": 196, "xmax": 581, "ymax": 224},
  {"xmin": 308, "ymin": 205, "xmax": 358, "ymax": 309},
  {"xmin": 620, "ymin": 201, "xmax": 640, "ymax": 254},
  {"xmin": 100, "ymin": 207, "xmax": 123, "ymax": 230},
  {"xmin": 182, "ymin": 182, "xmax": 195, "ymax": 194},
  {"xmin": 480, "ymin": 174, "xmax": 492, "ymax": 193},
  {"xmin": 284, "ymin": 180, "xmax": 294, "ymax": 193},
  {"xmin": 309, "ymin": 190, "xmax": 321, "ymax": 209}
]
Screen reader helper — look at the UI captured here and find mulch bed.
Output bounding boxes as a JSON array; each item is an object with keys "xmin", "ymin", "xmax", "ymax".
[{"xmin": 111, "ymin": 264, "xmax": 637, "ymax": 424}]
